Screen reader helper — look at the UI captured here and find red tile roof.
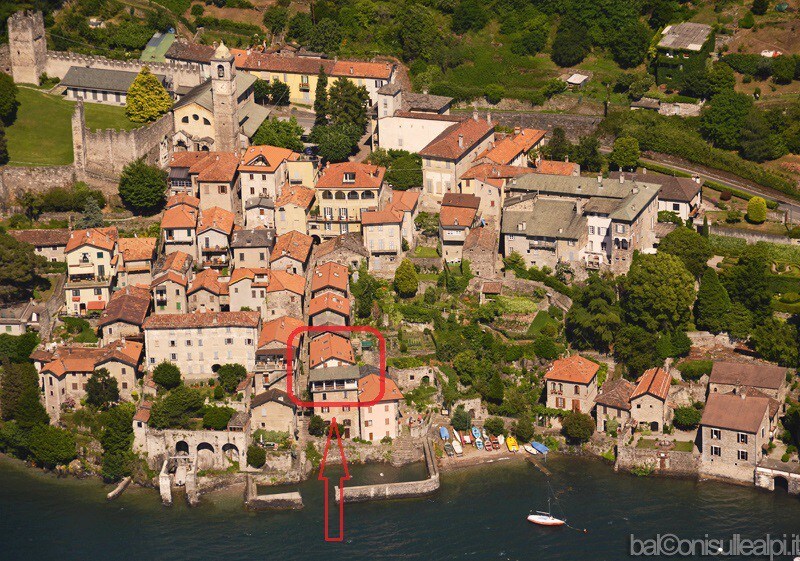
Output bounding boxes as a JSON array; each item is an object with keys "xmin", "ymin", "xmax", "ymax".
[
  {"xmin": 198, "ymin": 206, "xmax": 235, "ymax": 235},
  {"xmin": 419, "ymin": 118, "xmax": 493, "ymax": 160},
  {"xmin": 142, "ymin": 311, "xmax": 260, "ymax": 329},
  {"xmin": 166, "ymin": 193, "xmax": 200, "ymax": 209},
  {"xmin": 709, "ymin": 361, "xmax": 787, "ymax": 391},
  {"xmin": 65, "ymin": 227, "xmax": 118, "ymax": 253},
  {"xmin": 535, "ymin": 160, "xmax": 580, "ymax": 176},
  {"xmin": 309, "ymin": 332, "xmax": 354, "ymax": 368},
  {"xmin": 236, "ymin": 51, "xmax": 393, "ymax": 79},
  {"xmin": 460, "ymin": 163, "xmax": 536, "ymax": 182},
  {"xmin": 439, "ymin": 206, "xmax": 477, "ymax": 228},
  {"xmin": 631, "ymin": 367, "xmax": 671, "ymax": 401},
  {"xmin": 441, "ymin": 193, "xmax": 480, "ymax": 209},
  {"xmin": 271, "ymin": 230, "xmax": 313, "ymax": 264},
  {"xmin": 275, "ymin": 185, "xmax": 315, "ymax": 209},
  {"xmin": 161, "ymin": 204, "xmax": 198, "ymax": 229},
  {"xmin": 544, "ymin": 355, "xmax": 600, "ymax": 385},
  {"xmin": 118, "ymin": 237, "xmax": 157, "ymax": 263},
  {"xmin": 361, "ymin": 207, "xmax": 403, "ymax": 225},
  {"xmin": 188, "ymin": 268, "xmax": 228, "ymax": 295},
  {"xmin": 258, "ymin": 316, "xmax": 305, "ymax": 349},
  {"xmin": 316, "ymin": 162, "xmax": 385, "ymax": 190},
  {"xmin": 228, "ymin": 267, "xmax": 304, "ymax": 295},
  {"xmin": 194, "ymin": 153, "xmax": 240, "ymax": 183},
  {"xmin": 308, "ymin": 292, "xmax": 350, "ymax": 317},
  {"xmin": 311, "ymin": 262, "xmax": 349, "ymax": 293},
  {"xmin": 238, "ymin": 145, "xmax": 299, "ymax": 173},
  {"xmin": 388, "ymin": 190, "xmax": 420, "ymax": 213},
  {"xmin": 701, "ymin": 392, "xmax": 770, "ymax": 433},
  {"xmin": 98, "ymin": 285, "xmax": 151, "ymax": 327},
  {"xmin": 463, "ymin": 226, "xmax": 496, "ymax": 251},
  {"xmin": 331, "ymin": 59, "xmax": 394, "ymax": 80},
  {"xmin": 358, "ymin": 374, "xmax": 403, "ymax": 403},
  {"xmin": 41, "ymin": 340, "xmax": 143, "ymax": 377},
  {"xmin": 595, "ymin": 378, "xmax": 635, "ymax": 410},
  {"xmin": 9, "ymin": 228, "xmax": 70, "ymax": 247},
  {"xmin": 133, "ymin": 401, "xmax": 153, "ymax": 423}
]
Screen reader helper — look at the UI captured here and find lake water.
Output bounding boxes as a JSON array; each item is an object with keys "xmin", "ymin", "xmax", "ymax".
[{"xmin": 1, "ymin": 454, "xmax": 799, "ymax": 561}]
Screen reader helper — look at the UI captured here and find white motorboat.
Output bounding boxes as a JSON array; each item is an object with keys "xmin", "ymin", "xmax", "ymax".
[
  {"xmin": 523, "ymin": 443, "xmax": 538, "ymax": 455},
  {"xmin": 452, "ymin": 439, "xmax": 463, "ymax": 456},
  {"xmin": 452, "ymin": 429, "xmax": 462, "ymax": 444}
]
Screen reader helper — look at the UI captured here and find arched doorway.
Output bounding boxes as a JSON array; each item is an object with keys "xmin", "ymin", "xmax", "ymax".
[
  {"xmin": 175, "ymin": 441, "xmax": 189, "ymax": 455},
  {"xmin": 222, "ymin": 443, "xmax": 239, "ymax": 464},
  {"xmin": 311, "ymin": 235, "xmax": 321, "ymax": 245},
  {"xmin": 421, "ymin": 375, "xmax": 430, "ymax": 385},
  {"xmin": 196, "ymin": 442, "xmax": 215, "ymax": 470},
  {"xmin": 774, "ymin": 475, "xmax": 790, "ymax": 493},
  {"xmin": 650, "ymin": 421, "xmax": 660, "ymax": 432}
]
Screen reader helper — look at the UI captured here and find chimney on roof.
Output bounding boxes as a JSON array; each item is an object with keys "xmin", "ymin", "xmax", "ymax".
[
  {"xmin": 487, "ymin": 112, "xmax": 492, "ymax": 126},
  {"xmin": 458, "ymin": 134, "xmax": 464, "ymax": 149},
  {"xmin": 349, "ymin": 66, "xmax": 354, "ymax": 75},
  {"xmin": 565, "ymin": 155, "xmax": 569, "ymax": 163},
  {"xmin": 473, "ymin": 109, "xmax": 478, "ymax": 122},
  {"xmin": 597, "ymin": 175, "xmax": 602, "ymax": 184},
  {"xmin": 620, "ymin": 173, "xmax": 625, "ymax": 184},
  {"xmin": 514, "ymin": 126, "xmax": 521, "ymax": 135}
]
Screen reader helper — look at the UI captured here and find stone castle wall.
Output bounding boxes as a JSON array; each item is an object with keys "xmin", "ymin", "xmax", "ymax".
[{"xmin": 0, "ymin": 166, "xmax": 76, "ymax": 209}]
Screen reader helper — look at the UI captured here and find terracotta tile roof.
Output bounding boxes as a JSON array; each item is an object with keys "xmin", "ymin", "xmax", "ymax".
[
  {"xmin": 161, "ymin": 204, "xmax": 198, "ymax": 229},
  {"xmin": 331, "ymin": 59, "xmax": 394, "ymax": 79},
  {"xmin": 309, "ymin": 292, "xmax": 350, "ymax": 318},
  {"xmin": 709, "ymin": 361, "xmax": 787, "ymax": 391},
  {"xmin": 314, "ymin": 233, "xmax": 368, "ymax": 261},
  {"xmin": 228, "ymin": 266, "xmax": 267, "ymax": 286},
  {"xmin": 463, "ymin": 226, "xmax": 496, "ymax": 251},
  {"xmin": 510, "ymin": 128, "xmax": 547, "ymax": 152},
  {"xmin": 631, "ymin": 367, "xmax": 671, "ymax": 401},
  {"xmin": 238, "ymin": 145, "xmax": 299, "ymax": 173},
  {"xmin": 152, "ymin": 251, "xmax": 193, "ymax": 288},
  {"xmin": 151, "ymin": 270, "xmax": 188, "ymax": 288},
  {"xmin": 309, "ymin": 332, "xmax": 354, "ymax": 368},
  {"xmin": 133, "ymin": 401, "xmax": 153, "ymax": 423},
  {"xmin": 41, "ymin": 340, "xmax": 143, "ymax": 377},
  {"xmin": 195, "ymin": 153, "xmax": 239, "ymax": 183},
  {"xmin": 439, "ymin": 205, "xmax": 477, "ymax": 229},
  {"xmin": 608, "ymin": 172, "xmax": 701, "ymax": 203},
  {"xmin": 535, "ymin": 160, "xmax": 580, "ymax": 176},
  {"xmin": 544, "ymin": 355, "xmax": 600, "ymax": 385},
  {"xmin": 361, "ymin": 207, "xmax": 403, "ymax": 225},
  {"xmin": 143, "ymin": 310, "xmax": 260, "ymax": 330},
  {"xmin": 86, "ymin": 300, "xmax": 107, "ymax": 311},
  {"xmin": 701, "ymin": 392, "xmax": 770, "ymax": 433},
  {"xmin": 98, "ymin": 286, "xmax": 151, "ymax": 327},
  {"xmin": 271, "ymin": 230, "xmax": 313, "ymax": 264},
  {"xmin": 358, "ymin": 374, "xmax": 403, "ymax": 403},
  {"xmin": 419, "ymin": 118, "xmax": 493, "ymax": 160},
  {"xmin": 9, "ymin": 228, "xmax": 70, "ymax": 247},
  {"xmin": 480, "ymin": 137, "xmax": 525, "ymax": 166},
  {"xmin": 257, "ymin": 316, "xmax": 305, "ymax": 349},
  {"xmin": 734, "ymin": 387, "xmax": 781, "ymax": 420},
  {"xmin": 442, "ymin": 193, "xmax": 480, "ymax": 209},
  {"xmin": 316, "ymin": 162, "xmax": 385, "ymax": 190},
  {"xmin": 275, "ymin": 185, "xmax": 315, "ymax": 209},
  {"xmin": 460, "ymin": 163, "xmax": 535, "ymax": 182},
  {"xmin": 169, "ymin": 150, "xmax": 213, "ymax": 169},
  {"xmin": 65, "ymin": 227, "xmax": 118, "ymax": 253},
  {"xmin": 188, "ymin": 268, "xmax": 228, "ymax": 295},
  {"xmin": 237, "ymin": 51, "xmax": 335, "ymax": 75},
  {"xmin": 481, "ymin": 281, "xmax": 501, "ymax": 294},
  {"xmin": 595, "ymin": 378, "xmax": 635, "ymax": 410},
  {"xmin": 165, "ymin": 40, "xmax": 216, "ymax": 64},
  {"xmin": 266, "ymin": 269, "xmax": 305, "ymax": 295},
  {"xmin": 97, "ymin": 340, "xmax": 144, "ymax": 367},
  {"xmin": 387, "ymin": 190, "xmax": 419, "ymax": 213},
  {"xmin": 118, "ymin": 237, "xmax": 157, "ymax": 263},
  {"xmin": 166, "ymin": 193, "xmax": 200, "ymax": 209},
  {"xmin": 250, "ymin": 388, "xmax": 296, "ymax": 410},
  {"xmin": 198, "ymin": 206, "xmax": 235, "ymax": 235},
  {"xmin": 311, "ymin": 262, "xmax": 349, "ymax": 293}
]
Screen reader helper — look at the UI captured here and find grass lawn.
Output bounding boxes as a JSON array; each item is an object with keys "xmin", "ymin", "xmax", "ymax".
[
  {"xmin": 707, "ymin": 211, "xmax": 789, "ymax": 237},
  {"xmin": 410, "ymin": 245, "xmax": 440, "ymax": 258},
  {"xmin": 493, "ymin": 295, "xmax": 538, "ymax": 314},
  {"xmin": 7, "ymin": 88, "xmax": 140, "ymax": 166},
  {"xmin": 673, "ymin": 441, "xmax": 694, "ymax": 452},
  {"xmin": 526, "ymin": 310, "xmax": 552, "ymax": 336},
  {"xmin": 636, "ymin": 438, "xmax": 657, "ymax": 449}
]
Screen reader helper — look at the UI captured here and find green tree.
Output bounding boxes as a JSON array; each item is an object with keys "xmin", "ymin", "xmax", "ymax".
[
  {"xmin": 544, "ymin": 128, "xmax": 572, "ymax": 161},
  {"xmin": 351, "ymin": 263, "xmax": 381, "ymax": 319},
  {"xmin": 562, "ymin": 411, "xmax": 595, "ymax": 443},
  {"xmin": 751, "ymin": 0, "xmax": 769, "ymax": 15},
  {"xmin": 609, "ymin": 136, "xmax": 640, "ymax": 170},
  {"xmin": 310, "ymin": 18, "xmax": 342, "ymax": 54},
  {"xmin": 149, "ymin": 385, "xmax": 204, "ymax": 429},
  {"xmin": 118, "ymin": 159, "xmax": 167, "ymax": 215},
  {"xmin": 551, "ymin": 24, "xmax": 591, "ymax": 67},
  {"xmin": 152, "ymin": 361, "xmax": 181, "ymax": 390},
  {"xmin": 513, "ymin": 416, "xmax": 535, "ymax": 442},
  {"xmin": 511, "ymin": 14, "xmax": 549, "ymax": 57},
  {"xmin": 751, "ymin": 318, "xmax": 798, "ymax": 366},
  {"xmin": 217, "ymin": 363, "xmax": 247, "ymax": 394},
  {"xmin": 573, "ymin": 136, "xmax": 604, "ymax": 172},
  {"xmin": 485, "ymin": 371, "xmax": 504, "ymax": 404},
  {"xmin": 739, "ymin": 110, "xmax": 787, "ymax": 163},
  {"xmin": 611, "ymin": 21, "xmax": 651, "ymax": 68},
  {"xmin": 694, "ymin": 267, "xmax": 732, "ymax": 333},
  {"xmin": 314, "ymin": 123, "xmax": 356, "ymax": 162},
  {"xmin": 327, "ymin": 78, "xmax": 370, "ymax": 139},
  {"xmin": 706, "ymin": 63, "xmax": 736, "ymax": 98},
  {"xmin": 484, "ymin": 416, "xmax": 506, "ymax": 436},
  {"xmin": 725, "ymin": 302, "xmax": 753, "ymax": 339},
  {"xmin": 262, "ymin": 6, "xmax": 288, "ymax": 34},
  {"xmin": 27, "ymin": 424, "xmax": 76, "ymax": 468},
  {"xmin": 308, "ymin": 414, "xmax": 326, "ymax": 436},
  {"xmin": 0, "ymin": 361, "xmax": 39, "ymax": 421},
  {"xmin": 451, "ymin": 405, "xmax": 471, "ymax": 432},
  {"xmin": 0, "ymin": 124, "xmax": 9, "ymax": 166},
  {"xmin": 0, "ymin": 230, "xmax": 40, "ymax": 303},
  {"xmin": 397, "ymin": 3, "xmax": 439, "ymax": 61},
  {"xmin": 247, "ymin": 444, "xmax": 267, "ymax": 468},
  {"xmin": 772, "ymin": 55, "xmax": 795, "ymax": 84},
  {"xmin": 15, "ymin": 385, "xmax": 49, "ymax": 429},
  {"xmin": 393, "ymin": 259, "xmax": 419, "ymax": 298},
  {"xmin": 202, "ymin": 406, "xmax": 236, "ymax": 430},
  {"xmin": 75, "ymin": 196, "xmax": 104, "ymax": 229},
  {"xmin": 314, "ymin": 67, "xmax": 329, "ymax": 128},
  {"xmin": 386, "ymin": 153, "xmax": 422, "ymax": 190},
  {"xmin": 614, "ymin": 324, "xmax": 660, "ymax": 376},
  {"xmin": 267, "ymin": 80, "xmax": 291, "ymax": 106},
  {"xmin": 125, "ymin": 67, "xmax": 172, "ymax": 123},
  {"xmin": 623, "ymin": 253, "xmax": 695, "ymax": 332},
  {"xmin": 287, "ymin": 12, "xmax": 314, "ymax": 44},
  {"xmin": 721, "ymin": 253, "xmax": 771, "ymax": 322},
  {"xmin": 251, "ymin": 117, "xmax": 304, "ymax": 151},
  {"xmin": 673, "ymin": 405, "xmax": 702, "ymax": 429},
  {"xmin": 657, "ymin": 226, "xmax": 712, "ymax": 277},
  {"xmin": 746, "ymin": 196, "xmax": 767, "ymax": 224},
  {"xmin": 699, "ymin": 91, "xmax": 753, "ymax": 149},
  {"xmin": 253, "ymin": 78, "xmax": 272, "ymax": 104},
  {"xmin": 565, "ymin": 274, "xmax": 622, "ymax": 353},
  {"xmin": 452, "ymin": 0, "xmax": 488, "ymax": 34},
  {"xmin": 0, "ymin": 332, "xmax": 40, "ymax": 364},
  {"xmin": 100, "ymin": 403, "xmax": 135, "ymax": 481},
  {"xmin": 0, "ymin": 72, "xmax": 19, "ymax": 126},
  {"xmin": 85, "ymin": 368, "xmax": 119, "ymax": 410}
]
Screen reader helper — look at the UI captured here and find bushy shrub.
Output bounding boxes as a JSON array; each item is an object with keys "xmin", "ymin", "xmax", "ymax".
[
  {"xmin": 677, "ymin": 360, "xmax": 713, "ymax": 380},
  {"xmin": 673, "ymin": 406, "xmax": 703, "ymax": 429},
  {"xmin": 202, "ymin": 406, "xmax": 235, "ymax": 430},
  {"xmin": 152, "ymin": 361, "xmax": 181, "ymax": 390},
  {"xmin": 308, "ymin": 414, "xmax": 326, "ymax": 436},
  {"xmin": 247, "ymin": 445, "xmax": 266, "ymax": 468},
  {"xmin": 484, "ymin": 416, "xmax": 506, "ymax": 436},
  {"xmin": 562, "ymin": 412, "xmax": 595, "ymax": 443}
]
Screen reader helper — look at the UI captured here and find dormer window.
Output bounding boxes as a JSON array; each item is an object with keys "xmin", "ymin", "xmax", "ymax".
[
  {"xmin": 217, "ymin": 64, "xmax": 225, "ymax": 78},
  {"xmin": 343, "ymin": 172, "xmax": 356, "ymax": 183}
]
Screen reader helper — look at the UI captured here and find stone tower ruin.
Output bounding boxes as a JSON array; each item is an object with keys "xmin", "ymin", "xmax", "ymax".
[
  {"xmin": 7, "ymin": 10, "xmax": 47, "ymax": 85},
  {"xmin": 210, "ymin": 42, "xmax": 239, "ymax": 153}
]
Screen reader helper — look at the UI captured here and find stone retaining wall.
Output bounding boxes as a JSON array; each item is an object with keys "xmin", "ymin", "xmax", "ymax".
[
  {"xmin": 616, "ymin": 445, "xmax": 699, "ymax": 477},
  {"xmin": 0, "ymin": 165, "xmax": 76, "ymax": 208},
  {"xmin": 710, "ymin": 225, "xmax": 796, "ymax": 247},
  {"xmin": 244, "ymin": 475, "xmax": 304, "ymax": 510}
]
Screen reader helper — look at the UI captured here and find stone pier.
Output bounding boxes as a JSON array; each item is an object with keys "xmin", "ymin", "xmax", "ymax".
[
  {"xmin": 755, "ymin": 459, "xmax": 800, "ymax": 495},
  {"xmin": 244, "ymin": 475, "xmax": 304, "ymax": 510}
]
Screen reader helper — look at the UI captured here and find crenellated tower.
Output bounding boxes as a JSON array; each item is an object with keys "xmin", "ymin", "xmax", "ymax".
[{"xmin": 8, "ymin": 11, "xmax": 47, "ymax": 85}]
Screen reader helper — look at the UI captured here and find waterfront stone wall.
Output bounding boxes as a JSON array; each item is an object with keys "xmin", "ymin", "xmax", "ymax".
[
  {"xmin": 755, "ymin": 462, "xmax": 800, "ymax": 495},
  {"xmin": 616, "ymin": 445, "xmax": 699, "ymax": 477},
  {"xmin": 245, "ymin": 475, "xmax": 304, "ymax": 510},
  {"xmin": 135, "ymin": 426, "xmax": 249, "ymax": 471}
]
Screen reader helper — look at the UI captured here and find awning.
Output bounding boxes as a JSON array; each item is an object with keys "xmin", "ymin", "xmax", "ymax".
[{"xmin": 87, "ymin": 300, "xmax": 106, "ymax": 310}]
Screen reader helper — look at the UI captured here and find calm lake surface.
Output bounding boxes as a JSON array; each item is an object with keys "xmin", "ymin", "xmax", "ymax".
[{"xmin": 2, "ymin": 454, "xmax": 799, "ymax": 561}]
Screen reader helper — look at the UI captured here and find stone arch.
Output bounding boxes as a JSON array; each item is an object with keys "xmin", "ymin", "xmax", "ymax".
[
  {"xmin": 212, "ymin": 363, "xmax": 222, "ymax": 373},
  {"xmin": 311, "ymin": 234, "xmax": 322, "ymax": 245},
  {"xmin": 650, "ymin": 421, "xmax": 659, "ymax": 432},
  {"xmin": 196, "ymin": 442, "xmax": 215, "ymax": 470},
  {"xmin": 774, "ymin": 475, "xmax": 790, "ymax": 493},
  {"xmin": 347, "ymin": 191, "xmax": 359, "ymax": 200},
  {"xmin": 334, "ymin": 192, "xmax": 346, "ymax": 200},
  {"xmin": 421, "ymin": 375, "xmax": 431, "ymax": 385},
  {"xmin": 322, "ymin": 190, "xmax": 333, "ymax": 199},
  {"xmin": 222, "ymin": 443, "xmax": 239, "ymax": 463},
  {"xmin": 361, "ymin": 191, "xmax": 375, "ymax": 200},
  {"xmin": 175, "ymin": 441, "xmax": 189, "ymax": 455}
]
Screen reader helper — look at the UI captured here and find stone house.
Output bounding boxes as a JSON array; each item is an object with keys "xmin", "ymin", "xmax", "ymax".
[
  {"xmin": 629, "ymin": 367, "xmax": 672, "ymax": 433},
  {"xmin": 98, "ymin": 285, "xmax": 151, "ymax": 345},
  {"xmin": 543, "ymin": 354, "xmax": 599, "ymax": 414},
  {"xmin": 161, "ymin": 203, "xmax": 198, "ymax": 258},
  {"xmin": 0, "ymin": 301, "xmax": 43, "ymax": 335},
  {"xmin": 310, "ymin": 233, "xmax": 369, "ymax": 270},
  {"xmin": 477, "ymin": 128, "xmax": 546, "ymax": 168},
  {"xmin": 310, "ymin": 262, "xmax": 349, "ymax": 299},
  {"xmin": 228, "ymin": 267, "xmax": 304, "ymax": 319},
  {"xmin": 357, "ymin": 374, "xmax": 403, "ymax": 442},
  {"xmin": 594, "ymin": 378, "xmax": 635, "ymax": 432},
  {"xmin": 699, "ymin": 392, "xmax": 771, "ymax": 482},
  {"xmin": 274, "ymin": 185, "xmax": 315, "ymax": 236},
  {"xmin": 187, "ymin": 268, "xmax": 228, "ymax": 313},
  {"xmin": 230, "ymin": 228, "xmax": 275, "ymax": 269},
  {"xmin": 244, "ymin": 197, "xmax": 275, "ymax": 230},
  {"xmin": 460, "ymin": 164, "xmax": 536, "ymax": 223},
  {"xmin": 311, "ymin": 162, "xmax": 385, "ymax": 238},
  {"xmin": 309, "ymin": 365, "xmax": 361, "ymax": 438},
  {"xmin": 142, "ymin": 311, "xmax": 261, "ymax": 380},
  {"xmin": 310, "ymin": 332, "xmax": 355, "ymax": 370},
  {"xmin": 270, "ymin": 230, "xmax": 313, "ymax": 275},
  {"xmin": 249, "ymin": 388, "xmax": 297, "ymax": 434},
  {"xmin": 197, "ymin": 206, "xmax": 236, "ymax": 269},
  {"xmin": 9, "ymin": 228, "xmax": 69, "ymax": 262},
  {"xmin": 386, "ymin": 190, "xmax": 420, "ymax": 246},
  {"xmin": 309, "ymin": 292, "xmax": 351, "ymax": 328},
  {"xmin": 609, "ymin": 171, "xmax": 702, "ymax": 223},
  {"xmin": 708, "ymin": 361, "xmax": 789, "ymax": 403},
  {"xmin": 361, "ymin": 207, "xmax": 403, "ymax": 272},
  {"xmin": 194, "ymin": 153, "xmax": 241, "ymax": 213},
  {"xmin": 254, "ymin": 315, "xmax": 305, "ymax": 393},
  {"xmin": 439, "ymin": 193, "xmax": 480, "ymax": 264},
  {"xmin": 374, "ymin": 85, "xmax": 456, "ymax": 152},
  {"xmin": 151, "ymin": 251, "xmax": 193, "ymax": 314},
  {"xmin": 238, "ymin": 145, "xmax": 299, "ymax": 203},
  {"xmin": 462, "ymin": 226, "xmax": 497, "ymax": 279},
  {"xmin": 419, "ymin": 114, "xmax": 494, "ymax": 199},
  {"xmin": 65, "ymin": 227, "xmax": 118, "ymax": 316},
  {"xmin": 116, "ymin": 237, "xmax": 157, "ymax": 288}
]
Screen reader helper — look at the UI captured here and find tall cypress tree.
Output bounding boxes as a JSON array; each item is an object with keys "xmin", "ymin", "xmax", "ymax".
[
  {"xmin": 314, "ymin": 66, "xmax": 329, "ymax": 127},
  {"xmin": 695, "ymin": 267, "xmax": 731, "ymax": 333}
]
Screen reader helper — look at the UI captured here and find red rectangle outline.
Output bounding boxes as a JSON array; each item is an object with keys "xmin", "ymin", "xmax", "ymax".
[{"xmin": 286, "ymin": 325, "xmax": 386, "ymax": 408}]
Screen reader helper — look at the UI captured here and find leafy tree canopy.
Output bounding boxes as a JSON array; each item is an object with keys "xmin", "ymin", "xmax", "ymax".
[
  {"xmin": 118, "ymin": 159, "xmax": 167, "ymax": 215},
  {"xmin": 125, "ymin": 67, "xmax": 172, "ymax": 123},
  {"xmin": 251, "ymin": 117, "xmax": 304, "ymax": 152}
]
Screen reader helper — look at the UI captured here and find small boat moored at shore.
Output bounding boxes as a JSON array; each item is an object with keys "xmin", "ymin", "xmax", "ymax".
[
  {"xmin": 523, "ymin": 443, "xmax": 538, "ymax": 455},
  {"xmin": 506, "ymin": 436, "xmax": 519, "ymax": 452},
  {"xmin": 497, "ymin": 434, "xmax": 505, "ymax": 447},
  {"xmin": 471, "ymin": 427, "xmax": 481, "ymax": 441},
  {"xmin": 452, "ymin": 430, "xmax": 462, "ymax": 444},
  {"xmin": 461, "ymin": 431, "xmax": 472, "ymax": 445},
  {"xmin": 439, "ymin": 427, "xmax": 450, "ymax": 441},
  {"xmin": 475, "ymin": 438, "xmax": 484, "ymax": 450},
  {"xmin": 452, "ymin": 439, "xmax": 463, "ymax": 456}
]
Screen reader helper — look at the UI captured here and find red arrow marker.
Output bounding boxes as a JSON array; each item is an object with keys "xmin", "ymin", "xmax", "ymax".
[{"xmin": 319, "ymin": 418, "xmax": 350, "ymax": 542}]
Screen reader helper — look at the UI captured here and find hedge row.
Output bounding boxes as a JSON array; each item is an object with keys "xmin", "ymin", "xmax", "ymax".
[{"xmin": 704, "ymin": 180, "xmax": 779, "ymax": 209}]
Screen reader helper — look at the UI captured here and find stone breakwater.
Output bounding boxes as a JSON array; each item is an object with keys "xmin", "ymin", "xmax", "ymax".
[{"xmin": 335, "ymin": 439, "xmax": 439, "ymax": 504}]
